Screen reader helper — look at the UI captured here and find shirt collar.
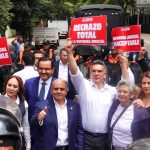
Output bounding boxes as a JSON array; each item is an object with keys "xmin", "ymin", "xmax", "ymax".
[
  {"xmin": 53, "ymin": 98, "xmax": 67, "ymax": 108},
  {"xmin": 39, "ymin": 77, "xmax": 52, "ymax": 85},
  {"xmin": 59, "ymin": 60, "xmax": 68, "ymax": 66},
  {"xmin": 89, "ymin": 80, "xmax": 110, "ymax": 90}
]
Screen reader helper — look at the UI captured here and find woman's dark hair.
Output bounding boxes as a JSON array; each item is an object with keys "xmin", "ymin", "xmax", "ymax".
[
  {"xmin": 139, "ymin": 71, "xmax": 150, "ymax": 98},
  {"xmin": 3, "ymin": 75, "xmax": 25, "ymax": 101}
]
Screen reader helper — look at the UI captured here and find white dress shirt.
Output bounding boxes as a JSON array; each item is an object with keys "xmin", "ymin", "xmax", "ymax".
[
  {"xmin": 111, "ymin": 104, "xmax": 134, "ymax": 148},
  {"xmin": 38, "ymin": 77, "xmax": 52, "ymax": 100},
  {"xmin": 70, "ymin": 68, "xmax": 117, "ymax": 133},
  {"xmin": 58, "ymin": 60, "xmax": 68, "ymax": 82},
  {"xmin": 14, "ymin": 66, "xmax": 39, "ymax": 84},
  {"xmin": 54, "ymin": 99, "xmax": 69, "ymax": 146}
]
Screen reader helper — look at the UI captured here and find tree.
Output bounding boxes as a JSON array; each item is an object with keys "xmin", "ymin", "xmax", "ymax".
[
  {"xmin": 10, "ymin": 0, "xmax": 52, "ymax": 39},
  {"xmin": 106, "ymin": 0, "xmax": 136, "ymax": 14},
  {"xmin": 0, "ymin": 0, "xmax": 13, "ymax": 36}
]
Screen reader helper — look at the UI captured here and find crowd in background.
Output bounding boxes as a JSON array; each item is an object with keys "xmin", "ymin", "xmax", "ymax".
[{"xmin": 0, "ymin": 35, "xmax": 150, "ymax": 150}]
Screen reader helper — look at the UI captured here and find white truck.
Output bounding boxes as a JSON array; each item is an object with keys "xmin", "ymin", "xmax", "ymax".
[
  {"xmin": 33, "ymin": 27, "xmax": 60, "ymax": 47},
  {"xmin": 48, "ymin": 20, "xmax": 68, "ymax": 38}
]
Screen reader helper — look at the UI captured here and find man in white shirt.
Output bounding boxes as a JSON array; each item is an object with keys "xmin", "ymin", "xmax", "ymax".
[
  {"xmin": 14, "ymin": 52, "xmax": 39, "ymax": 84},
  {"xmin": 65, "ymin": 40, "xmax": 119, "ymax": 150},
  {"xmin": 53, "ymin": 48, "xmax": 76, "ymax": 99},
  {"xmin": 31, "ymin": 79, "xmax": 84, "ymax": 150}
]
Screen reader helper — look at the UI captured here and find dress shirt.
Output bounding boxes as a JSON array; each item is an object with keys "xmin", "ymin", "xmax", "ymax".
[
  {"xmin": 5, "ymin": 94, "xmax": 31, "ymax": 149},
  {"xmin": 54, "ymin": 99, "xmax": 69, "ymax": 146},
  {"xmin": 70, "ymin": 68, "xmax": 117, "ymax": 133},
  {"xmin": 58, "ymin": 60, "xmax": 68, "ymax": 82},
  {"xmin": 38, "ymin": 77, "xmax": 52, "ymax": 100},
  {"xmin": 111, "ymin": 104, "xmax": 134, "ymax": 148},
  {"xmin": 14, "ymin": 66, "xmax": 39, "ymax": 84}
]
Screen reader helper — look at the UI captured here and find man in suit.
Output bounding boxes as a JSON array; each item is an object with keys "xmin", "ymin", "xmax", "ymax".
[
  {"xmin": 24, "ymin": 57, "xmax": 55, "ymax": 147},
  {"xmin": 53, "ymin": 48, "xmax": 76, "ymax": 100},
  {"xmin": 31, "ymin": 79, "xmax": 84, "ymax": 150}
]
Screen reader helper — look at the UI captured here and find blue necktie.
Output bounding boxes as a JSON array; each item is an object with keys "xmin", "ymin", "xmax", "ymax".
[{"xmin": 39, "ymin": 82, "xmax": 46, "ymax": 100}]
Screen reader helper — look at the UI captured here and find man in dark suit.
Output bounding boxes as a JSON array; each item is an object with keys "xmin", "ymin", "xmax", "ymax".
[
  {"xmin": 24, "ymin": 57, "xmax": 55, "ymax": 147},
  {"xmin": 31, "ymin": 79, "xmax": 84, "ymax": 150},
  {"xmin": 53, "ymin": 48, "xmax": 76, "ymax": 100}
]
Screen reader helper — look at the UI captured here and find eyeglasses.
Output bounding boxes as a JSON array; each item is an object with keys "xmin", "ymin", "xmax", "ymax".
[{"xmin": 38, "ymin": 67, "xmax": 52, "ymax": 71}]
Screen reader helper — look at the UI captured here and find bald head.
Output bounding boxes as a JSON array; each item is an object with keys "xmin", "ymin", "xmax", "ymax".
[{"xmin": 51, "ymin": 79, "xmax": 68, "ymax": 90}]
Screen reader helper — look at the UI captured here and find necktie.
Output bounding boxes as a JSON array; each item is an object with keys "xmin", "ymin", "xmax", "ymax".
[{"xmin": 39, "ymin": 82, "xmax": 46, "ymax": 100}]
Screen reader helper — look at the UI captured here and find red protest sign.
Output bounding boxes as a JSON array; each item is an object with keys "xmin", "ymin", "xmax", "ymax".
[
  {"xmin": 69, "ymin": 16, "xmax": 107, "ymax": 45},
  {"xmin": 112, "ymin": 25, "xmax": 141, "ymax": 52},
  {"xmin": 0, "ymin": 37, "xmax": 12, "ymax": 66}
]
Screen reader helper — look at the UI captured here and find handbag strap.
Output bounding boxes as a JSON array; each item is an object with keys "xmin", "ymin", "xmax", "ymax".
[{"xmin": 110, "ymin": 97, "xmax": 136, "ymax": 131}]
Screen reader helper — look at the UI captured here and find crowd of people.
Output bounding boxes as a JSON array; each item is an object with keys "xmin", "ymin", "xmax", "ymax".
[{"xmin": 0, "ymin": 36, "xmax": 150, "ymax": 150}]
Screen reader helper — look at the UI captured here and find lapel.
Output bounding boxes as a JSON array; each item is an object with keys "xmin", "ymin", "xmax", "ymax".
[
  {"xmin": 34, "ymin": 77, "xmax": 40, "ymax": 101},
  {"xmin": 48, "ymin": 99, "xmax": 58, "ymax": 130},
  {"xmin": 67, "ymin": 100, "xmax": 74, "ymax": 134},
  {"xmin": 46, "ymin": 76, "xmax": 55, "ymax": 99}
]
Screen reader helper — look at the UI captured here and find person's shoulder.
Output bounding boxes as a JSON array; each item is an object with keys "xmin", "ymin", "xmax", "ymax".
[
  {"xmin": 67, "ymin": 99, "xmax": 79, "ymax": 106},
  {"xmin": 26, "ymin": 76, "xmax": 39, "ymax": 82},
  {"xmin": 134, "ymin": 106, "xmax": 150, "ymax": 120},
  {"xmin": 25, "ymin": 76, "xmax": 39, "ymax": 85},
  {"xmin": 105, "ymin": 84, "xmax": 117, "ymax": 92}
]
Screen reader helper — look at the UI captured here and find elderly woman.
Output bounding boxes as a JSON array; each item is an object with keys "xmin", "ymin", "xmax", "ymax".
[
  {"xmin": 2, "ymin": 75, "xmax": 31, "ymax": 150},
  {"xmin": 108, "ymin": 80, "xmax": 150, "ymax": 150}
]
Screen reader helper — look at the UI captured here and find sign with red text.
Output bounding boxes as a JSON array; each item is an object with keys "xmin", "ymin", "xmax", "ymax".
[
  {"xmin": 112, "ymin": 25, "xmax": 141, "ymax": 52},
  {"xmin": 0, "ymin": 37, "xmax": 12, "ymax": 66},
  {"xmin": 69, "ymin": 16, "xmax": 107, "ymax": 45}
]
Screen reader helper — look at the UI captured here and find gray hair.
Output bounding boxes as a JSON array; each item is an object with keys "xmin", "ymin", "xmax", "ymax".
[{"xmin": 117, "ymin": 80, "xmax": 135, "ymax": 94}]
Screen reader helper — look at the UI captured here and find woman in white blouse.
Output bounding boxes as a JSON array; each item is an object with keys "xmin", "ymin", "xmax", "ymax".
[
  {"xmin": 2, "ymin": 75, "xmax": 31, "ymax": 150},
  {"xmin": 108, "ymin": 80, "xmax": 150, "ymax": 150}
]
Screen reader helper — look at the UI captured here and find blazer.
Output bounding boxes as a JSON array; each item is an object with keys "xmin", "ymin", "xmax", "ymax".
[
  {"xmin": 53, "ymin": 60, "xmax": 76, "ymax": 99},
  {"xmin": 24, "ymin": 76, "xmax": 55, "ymax": 139},
  {"xmin": 108, "ymin": 99, "xmax": 150, "ymax": 142},
  {"xmin": 30, "ymin": 99, "xmax": 84, "ymax": 150}
]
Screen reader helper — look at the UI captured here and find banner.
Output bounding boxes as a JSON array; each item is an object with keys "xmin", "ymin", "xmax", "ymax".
[
  {"xmin": 0, "ymin": 37, "xmax": 12, "ymax": 66},
  {"xmin": 112, "ymin": 25, "xmax": 141, "ymax": 52},
  {"xmin": 69, "ymin": 16, "xmax": 107, "ymax": 45}
]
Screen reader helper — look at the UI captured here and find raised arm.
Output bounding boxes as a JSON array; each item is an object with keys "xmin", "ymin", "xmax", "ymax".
[{"xmin": 65, "ymin": 39, "xmax": 78, "ymax": 75}]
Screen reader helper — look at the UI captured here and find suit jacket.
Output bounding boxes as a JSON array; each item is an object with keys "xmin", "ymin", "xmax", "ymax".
[
  {"xmin": 30, "ymin": 99, "xmax": 84, "ymax": 150},
  {"xmin": 108, "ymin": 99, "xmax": 150, "ymax": 141},
  {"xmin": 24, "ymin": 76, "xmax": 55, "ymax": 139},
  {"xmin": 53, "ymin": 60, "xmax": 76, "ymax": 99}
]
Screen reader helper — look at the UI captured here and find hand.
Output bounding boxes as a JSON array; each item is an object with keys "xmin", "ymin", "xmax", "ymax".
[
  {"xmin": 65, "ymin": 38, "xmax": 73, "ymax": 53},
  {"xmin": 133, "ymin": 99, "xmax": 144, "ymax": 108},
  {"xmin": 37, "ymin": 106, "xmax": 48, "ymax": 121},
  {"xmin": 26, "ymin": 148, "xmax": 31, "ymax": 150},
  {"xmin": 139, "ymin": 47, "xmax": 147, "ymax": 60},
  {"xmin": 119, "ymin": 55, "xmax": 129, "ymax": 68}
]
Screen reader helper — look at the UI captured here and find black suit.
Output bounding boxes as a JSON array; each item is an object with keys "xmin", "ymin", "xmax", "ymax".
[{"xmin": 53, "ymin": 60, "xmax": 76, "ymax": 99}]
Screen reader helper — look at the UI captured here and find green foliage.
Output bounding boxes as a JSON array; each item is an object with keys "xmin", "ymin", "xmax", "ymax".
[
  {"xmin": 2, "ymin": 0, "xmax": 136, "ymax": 38},
  {"xmin": 0, "ymin": 0, "xmax": 13, "ymax": 36},
  {"xmin": 106, "ymin": 0, "xmax": 136, "ymax": 13}
]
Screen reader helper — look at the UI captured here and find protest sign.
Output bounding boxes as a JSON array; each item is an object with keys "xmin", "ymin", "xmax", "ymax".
[
  {"xmin": 69, "ymin": 16, "xmax": 107, "ymax": 45},
  {"xmin": 0, "ymin": 37, "xmax": 12, "ymax": 66},
  {"xmin": 112, "ymin": 25, "xmax": 141, "ymax": 52}
]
